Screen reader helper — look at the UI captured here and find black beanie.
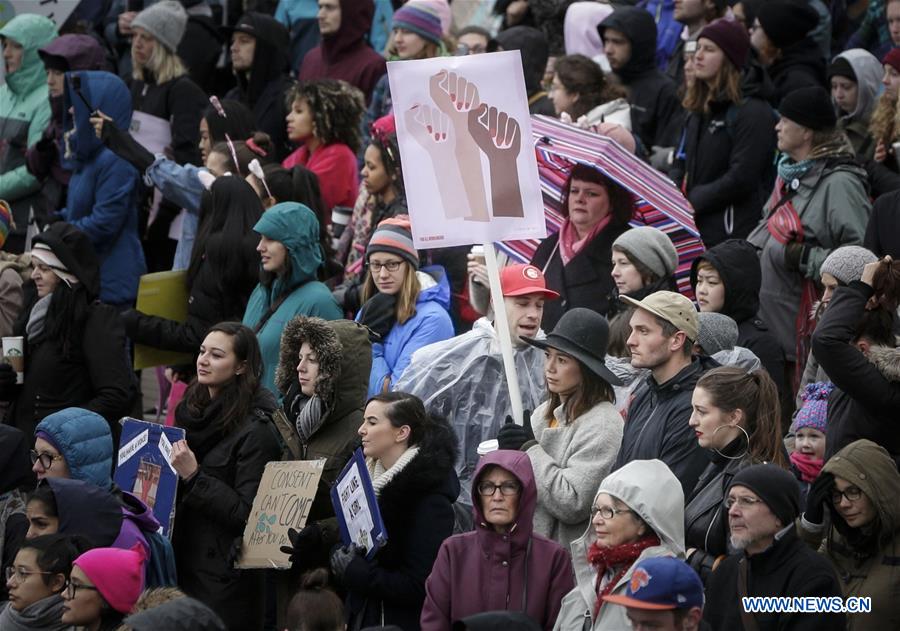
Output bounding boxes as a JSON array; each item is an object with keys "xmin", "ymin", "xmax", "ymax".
[
  {"xmin": 757, "ymin": 0, "xmax": 819, "ymax": 49},
  {"xmin": 778, "ymin": 86, "xmax": 837, "ymax": 131},
  {"xmin": 827, "ymin": 56, "xmax": 856, "ymax": 82},
  {"xmin": 728, "ymin": 464, "xmax": 801, "ymax": 526}
]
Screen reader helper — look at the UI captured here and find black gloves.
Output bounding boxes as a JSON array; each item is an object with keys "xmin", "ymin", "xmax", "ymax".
[
  {"xmin": 280, "ymin": 523, "xmax": 323, "ymax": 567},
  {"xmin": 101, "ymin": 120, "xmax": 155, "ymax": 173},
  {"xmin": 120, "ymin": 309, "xmax": 141, "ymax": 338},
  {"xmin": 358, "ymin": 292, "xmax": 397, "ymax": 342},
  {"xmin": 804, "ymin": 472, "xmax": 834, "ymax": 525},
  {"xmin": 330, "ymin": 544, "xmax": 365, "ymax": 581},
  {"xmin": 784, "ymin": 242, "xmax": 809, "ymax": 273},
  {"xmin": 497, "ymin": 412, "xmax": 535, "ymax": 451},
  {"xmin": 0, "ymin": 363, "xmax": 18, "ymax": 400}
]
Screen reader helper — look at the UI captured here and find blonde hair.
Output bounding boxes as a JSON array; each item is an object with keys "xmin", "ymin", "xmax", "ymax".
[
  {"xmin": 869, "ymin": 91, "xmax": 900, "ymax": 145},
  {"xmin": 360, "ymin": 263, "xmax": 421, "ymax": 324},
  {"xmin": 682, "ymin": 57, "xmax": 743, "ymax": 114},
  {"xmin": 133, "ymin": 37, "xmax": 187, "ymax": 85}
]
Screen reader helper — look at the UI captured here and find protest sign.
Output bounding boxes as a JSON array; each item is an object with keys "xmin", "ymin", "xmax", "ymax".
[
  {"xmin": 387, "ymin": 50, "xmax": 546, "ymax": 249},
  {"xmin": 0, "ymin": 2, "xmax": 79, "ymax": 28},
  {"xmin": 113, "ymin": 418, "xmax": 185, "ymax": 537},
  {"xmin": 237, "ymin": 459, "xmax": 325, "ymax": 569},
  {"xmin": 132, "ymin": 270, "xmax": 192, "ymax": 370},
  {"xmin": 330, "ymin": 448, "xmax": 386, "ymax": 559}
]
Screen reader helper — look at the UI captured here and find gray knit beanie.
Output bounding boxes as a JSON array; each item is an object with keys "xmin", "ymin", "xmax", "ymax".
[
  {"xmin": 131, "ymin": 1, "xmax": 188, "ymax": 53},
  {"xmin": 819, "ymin": 246, "xmax": 877, "ymax": 285},
  {"xmin": 697, "ymin": 312, "xmax": 739, "ymax": 355},
  {"xmin": 612, "ymin": 226, "xmax": 678, "ymax": 278}
]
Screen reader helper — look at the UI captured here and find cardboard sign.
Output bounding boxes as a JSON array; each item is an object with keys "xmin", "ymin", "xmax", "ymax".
[
  {"xmin": 330, "ymin": 448, "xmax": 387, "ymax": 559},
  {"xmin": 237, "ymin": 459, "xmax": 325, "ymax": 569},
  {"xmin": 132, "ymin": 270, "xmax": 192, "ymax": 370},
  {"xmin": 113, "ymin": 418, "xmax": 185, "ymax": 537},
  {"xmin": 387, "ymin": 50, "xmax": 546, "ymax": 249}
]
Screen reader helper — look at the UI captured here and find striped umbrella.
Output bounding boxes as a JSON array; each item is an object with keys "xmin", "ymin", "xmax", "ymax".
[{"xmin": 498, "ymin": 115, "xmax": 705, "ymax": 297}]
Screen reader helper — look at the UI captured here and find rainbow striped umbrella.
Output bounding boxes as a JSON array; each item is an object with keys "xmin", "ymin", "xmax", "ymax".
[{"xmin": 498, "ymin": 115, "xmax": 705, "ymax": 297}]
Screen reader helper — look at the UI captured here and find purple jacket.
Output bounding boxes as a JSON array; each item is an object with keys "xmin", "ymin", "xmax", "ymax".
[{"xmin": 420, "ymin": 450, "xmax": 575, "ymax": 630}]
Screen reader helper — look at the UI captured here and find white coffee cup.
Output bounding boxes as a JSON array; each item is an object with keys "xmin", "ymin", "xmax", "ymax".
[
  {"xmin": 331, "ymin": 206, "xmax": 352, "ymax": 239},
  {"xmin": 2, "ymin": 336, "xmax": 24, "ymax": 384},
  {"xmin": 477, "ymin": 439, "xmax": 499, "ymax": 456}
]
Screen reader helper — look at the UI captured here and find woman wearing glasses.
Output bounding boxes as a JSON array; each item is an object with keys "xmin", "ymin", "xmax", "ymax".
[
  {"xmin": 62, "ymin": 544, "xmax": 146, "ymax": 631},
  {"xmin": 242, "ymin": 202, "xmax": 342, "ymax": 395},
  {"xmin": 555, "ymin": 459, "xmax": 685, "ymax": 631},
  {"xmin": 356, "ymin": 218, "xmax": 454, "ymax": 396},
  {"xmin": 420, "ymin": 450, "xmax": 574, "ymax": 630},
  {"xmin": 330, "ymin": 392, "xmax": 458, "ymax": 631},
  {"xmin": 799, "ymin": 439, "xmax": 900, "ymax": 630},
  {"xmin": 684, "ymin": 366, "xmax": 786, "ymax": 583},
  {"xmin": 0, "ymin": 534, "xmax": 88, "ymax": 630}
]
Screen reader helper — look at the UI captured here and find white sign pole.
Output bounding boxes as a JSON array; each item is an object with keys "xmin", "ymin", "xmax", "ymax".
[{"xmin": 483, "ymin": 242, "xmax": 525, "ymax": 425}]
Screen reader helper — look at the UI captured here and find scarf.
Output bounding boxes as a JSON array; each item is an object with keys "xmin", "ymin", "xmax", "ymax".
[
  {"xmin": 0, "ymin": 596, "xmax": 69, "ymax": 631},
  {"xmin": 588, "ymin": 534, "xmax": 660, "ymax": 616},
  {"xmin": 26, "ymin": 294, "xmax": 52, "ymax": 342},
  {"xmin": 367, "ymin": 446, "xmax": 420, "ymax": 497},
  {"xmin": 776, "ymin": 154, "xmax": 816, "ymax": 184},
  {"xmin": 290, "ymin": 392, "xmax": 327, "ymax": 444},
  {"xmin": 790, "ymin": 451, "xmax": 824, "ymax": 483},
  {"xmin": 558, "ymin": 214, "xmax": 612, "ymax": 266},
  {"xmin": 174, "ymin": 395, "xmax": 229, "ymax": 464}
]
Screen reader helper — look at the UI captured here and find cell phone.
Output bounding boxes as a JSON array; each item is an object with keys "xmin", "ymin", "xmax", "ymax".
[{"xmin": 70, "ymin": 75, "xmax": 96, "ymax": 115}]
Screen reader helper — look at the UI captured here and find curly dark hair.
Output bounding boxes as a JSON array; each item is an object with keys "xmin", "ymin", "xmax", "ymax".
[
  {"xmin": 286, "ymin": 79, "xmax": 366, "ymax": 154},
  {"xmin": 560, "ymin": 163, "xmax": 635, "ymax": 227}
]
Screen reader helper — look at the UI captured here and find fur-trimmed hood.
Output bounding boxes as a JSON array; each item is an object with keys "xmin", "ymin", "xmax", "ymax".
[
  {"xmin": 868, "ymin": 345, "xmax": 900, "ymax": 383},
  {"xmin": 275, "ymin": 317, "xmax": 371, "ymax": 421}
]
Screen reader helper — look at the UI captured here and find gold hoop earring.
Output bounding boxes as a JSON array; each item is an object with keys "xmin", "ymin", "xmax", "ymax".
[{"xmin": 711, "ymin": 424, "xmax": 750, "ymax": 460}]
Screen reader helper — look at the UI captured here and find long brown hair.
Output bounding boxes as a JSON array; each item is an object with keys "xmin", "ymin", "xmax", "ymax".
[
  {"xmin": 561, "ymin": 163, "xmax": 635, "ymax": 227},
  {"xmin": 544, "ymin": 358, "xmax": 615, "ymax": 424},
  {"xmin": 360, "ymin": 262, "xmax": 420, "ymax": 324},
  {"xmin": 695, "ymin": 367, "xmax": 786, "ymax": 466},
  {"xmin": 682, "ymin": 53, "xmax": 743, "ymax": 114},
  {"xmin": 553, "ymin": 54, "xmax": 626, "ymax": 120}
]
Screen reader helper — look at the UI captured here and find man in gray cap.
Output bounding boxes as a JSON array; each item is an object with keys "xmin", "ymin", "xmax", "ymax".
[{"xmin": 613, "ymin": 291, "xmax": 715, "ymax": 494}]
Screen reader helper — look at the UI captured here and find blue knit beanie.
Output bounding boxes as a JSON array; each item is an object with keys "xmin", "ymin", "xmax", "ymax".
[
  {"xmin": 792, "ymin": 381, "xmax": 833, "ymax": 434},
  {"xmin": 392, "ymin": 1, "xmax": 443, "ymax": 46}
]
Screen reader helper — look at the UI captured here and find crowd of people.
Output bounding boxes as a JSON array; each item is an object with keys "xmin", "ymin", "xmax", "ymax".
[{"xmin": 0, "ymin": 0, "xmax": 899, "ymax": 630}]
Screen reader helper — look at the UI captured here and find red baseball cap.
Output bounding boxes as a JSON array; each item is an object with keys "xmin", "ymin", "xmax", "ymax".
[{"xmin": 500, "ymin": 264, "xmax": 560, "ymax": 299}]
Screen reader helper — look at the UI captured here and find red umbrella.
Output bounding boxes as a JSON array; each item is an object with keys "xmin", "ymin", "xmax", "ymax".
[{"xmin": 497, "ymin": 115, "xmax": 705, "ymax": 297}]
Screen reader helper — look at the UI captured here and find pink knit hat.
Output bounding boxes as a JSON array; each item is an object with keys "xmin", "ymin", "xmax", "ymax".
[{"xmin": 73, "ymin": 545, "xmax": 146, "ymax": 614}]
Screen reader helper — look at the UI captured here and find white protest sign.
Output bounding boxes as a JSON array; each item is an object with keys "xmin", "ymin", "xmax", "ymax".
[
  {"xmin": 0, "ymin": 2, "xmax": 79, "ymax": 28},
  {"xmin": 335, "ymin": 459, "xmax": 377, "ymax": 553},
  {"xmin": 387, "ymin": 50, "xmax": 546, "ymax": 250},
  {"xmin": 237, "ymin": 459, "xmax": 325, "ymax": 569}
]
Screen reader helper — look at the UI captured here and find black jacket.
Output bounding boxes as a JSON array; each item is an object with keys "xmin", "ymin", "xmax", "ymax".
[
  {"xmin": 812, "ymin": 282, "xmax": 900, "ymax": 462},
  {"xmin": 768, "ymin": 38, "xmax": 828, "ymax": 106},
  {"xmin": 342, "ymin": 417, "xmax": 459, "ymax": 631},
  {"xmin": 600, "ymin": 7, "xmax": 682, "ymax": 149},
  {"xmin": 614, "ymin": 356, "xmax": 717, "ymax": 495},
  {"xmin": 704, "ymin": 527, "xmax": 846, "ymax": 631},
  {"xmin": 130, "ymin": 74, "xmax": 207, "ymax": 168},
  {"xmin": 674, "ymin": 64, "xmax": 777, "ymax": 246},
  {"xmin": 178, "ymin": 14, "xmax": 224, "ymax": 97},
  {"xmin": 690, "ymin": 239, "xmax": 785, "ymax": 389},
  {"xmin": 531, "ymin": 222, "xmax": 630, "ymax": 331},
  {"xmin": 865, "ymin": 189, "xmax": 900, "ymax": 258},
  {"xmin": 0, "ymin": 425, "xmax": 33, "ymax": 602},
  {"xmin": 172, "ymin": 389, "xmax": 283, "ymax": 631}
]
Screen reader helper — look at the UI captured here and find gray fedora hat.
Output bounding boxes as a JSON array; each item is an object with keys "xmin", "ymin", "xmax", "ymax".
[{"xmin": 521, "ymin": 308, "xmax": 622, "ymax": 386}]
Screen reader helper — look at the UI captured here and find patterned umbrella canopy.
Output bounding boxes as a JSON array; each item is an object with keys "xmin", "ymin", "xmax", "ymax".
[{"xmin": 497, "ymin": 115, "xmax": 705, "ymax": 297}]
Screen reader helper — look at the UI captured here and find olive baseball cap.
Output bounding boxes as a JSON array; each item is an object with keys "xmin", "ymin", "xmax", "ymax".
[{"xmin": 620, "ymin": 291, "xmax": 699, "ymax": 342}]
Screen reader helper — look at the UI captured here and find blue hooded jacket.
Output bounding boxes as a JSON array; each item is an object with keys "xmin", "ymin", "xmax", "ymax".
[
  {"xmin": 361, "ymin": 266, "xmax": 454, "ymax": 396},
  {"xmin": 242, "ymin": 202, "xmax": 341, "ymax": 395},
  {"xmin": 35, "ymin": 407, "xmax": 113, "ymax": 491},
  {"xmin": 60, "ymin": 70, "xmax": 145, "ymax": 305}
]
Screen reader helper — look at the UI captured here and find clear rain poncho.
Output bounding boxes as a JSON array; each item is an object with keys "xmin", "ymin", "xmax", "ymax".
[{"xmin": 394, "ymin": 318, "xmax": 547, "ymax": 514}]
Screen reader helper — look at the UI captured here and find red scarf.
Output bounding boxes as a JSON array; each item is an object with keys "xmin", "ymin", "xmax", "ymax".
[
  {"xmin": 587, "ymin": 534, "xmax": 660, "ymax": 616},
  {"xmin": 790, "ymin": 451, "xmax": 824, "ymax": 483},
  {"xmin": 558, "ymin": 215, "xmax": 612, "ymax": 265}
]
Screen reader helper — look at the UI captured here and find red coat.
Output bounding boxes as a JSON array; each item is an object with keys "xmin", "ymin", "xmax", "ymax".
[
  {"xmin": 282, "ymin": 143, "xmax": 359, "ymax": 214},
  {"xmin": 420, "ymin": 450, "xmax": 575, "ymax": 630}
]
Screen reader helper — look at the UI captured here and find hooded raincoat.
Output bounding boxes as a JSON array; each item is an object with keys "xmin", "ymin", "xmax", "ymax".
[
  {"xmin": 362, "ymin": 267, "xmax": 455, "ymax": 397},
  {"xmin": 394, "ymin": 318, "xmax": 547, "ymax": 516},
  {"xmin": 59, "ymin": 71, "xmax": 145, "ymax": 306},
  {"xmin": 34, "ymin": 407, "xmax": 114, "ymax": 490},
  {"xmin": 689, "ymin": 240, "xmax": 785, "ymax": 389},
  {"xmin": 297, "ymin": 0, "xmax": 386, "ymax": 103},
  {"xmin": 0, "ymin": 15, "xmax": 57, "ymax": 253},
  {"xmin": 800, "ymin": 440, "xmax": 900, "ymax": 630},
  {"xmin": 833, "ymin": 49, "xmax": 883, "ymax": 160},
  {"xmin": 421, "ymin": 450, "xmax": 575, "ymax": 630},
  {"xmin": 243, "ymin": 202, "xmax": 342, "ymax": 395},
  {"xmin": 553, "ymin": 459, "xmax": 686, "ymax": 631}
]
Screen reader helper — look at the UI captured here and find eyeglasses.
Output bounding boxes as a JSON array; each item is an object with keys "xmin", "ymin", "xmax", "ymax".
[
  {"xmin": 591, "ymin": 505, "xmax": 633, "ymax": 520},
  {"xmin": 477, "ymin": 481, "xmax": 521, "ymax": 497},
  {"xmin": 725, "ymin": 496, "xmax": 764, "ymax": 510},
  {"xmin": 832, "ymin": 487, "xmax": 863, "ymax": 504},
  {"xmin": 368, "ymin": 260, "xmax": 404, "ymax": 273},
  {"xmin": 5, "ymin": 566, "xmax": 52, "ymax": 582},
  {"xmin": 64, "ymin": 579, "xmax": 99, "ymax": 599},
  {"xmin": 30, "ymin": 450, "xmax": 64, "ymax": 470}
]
